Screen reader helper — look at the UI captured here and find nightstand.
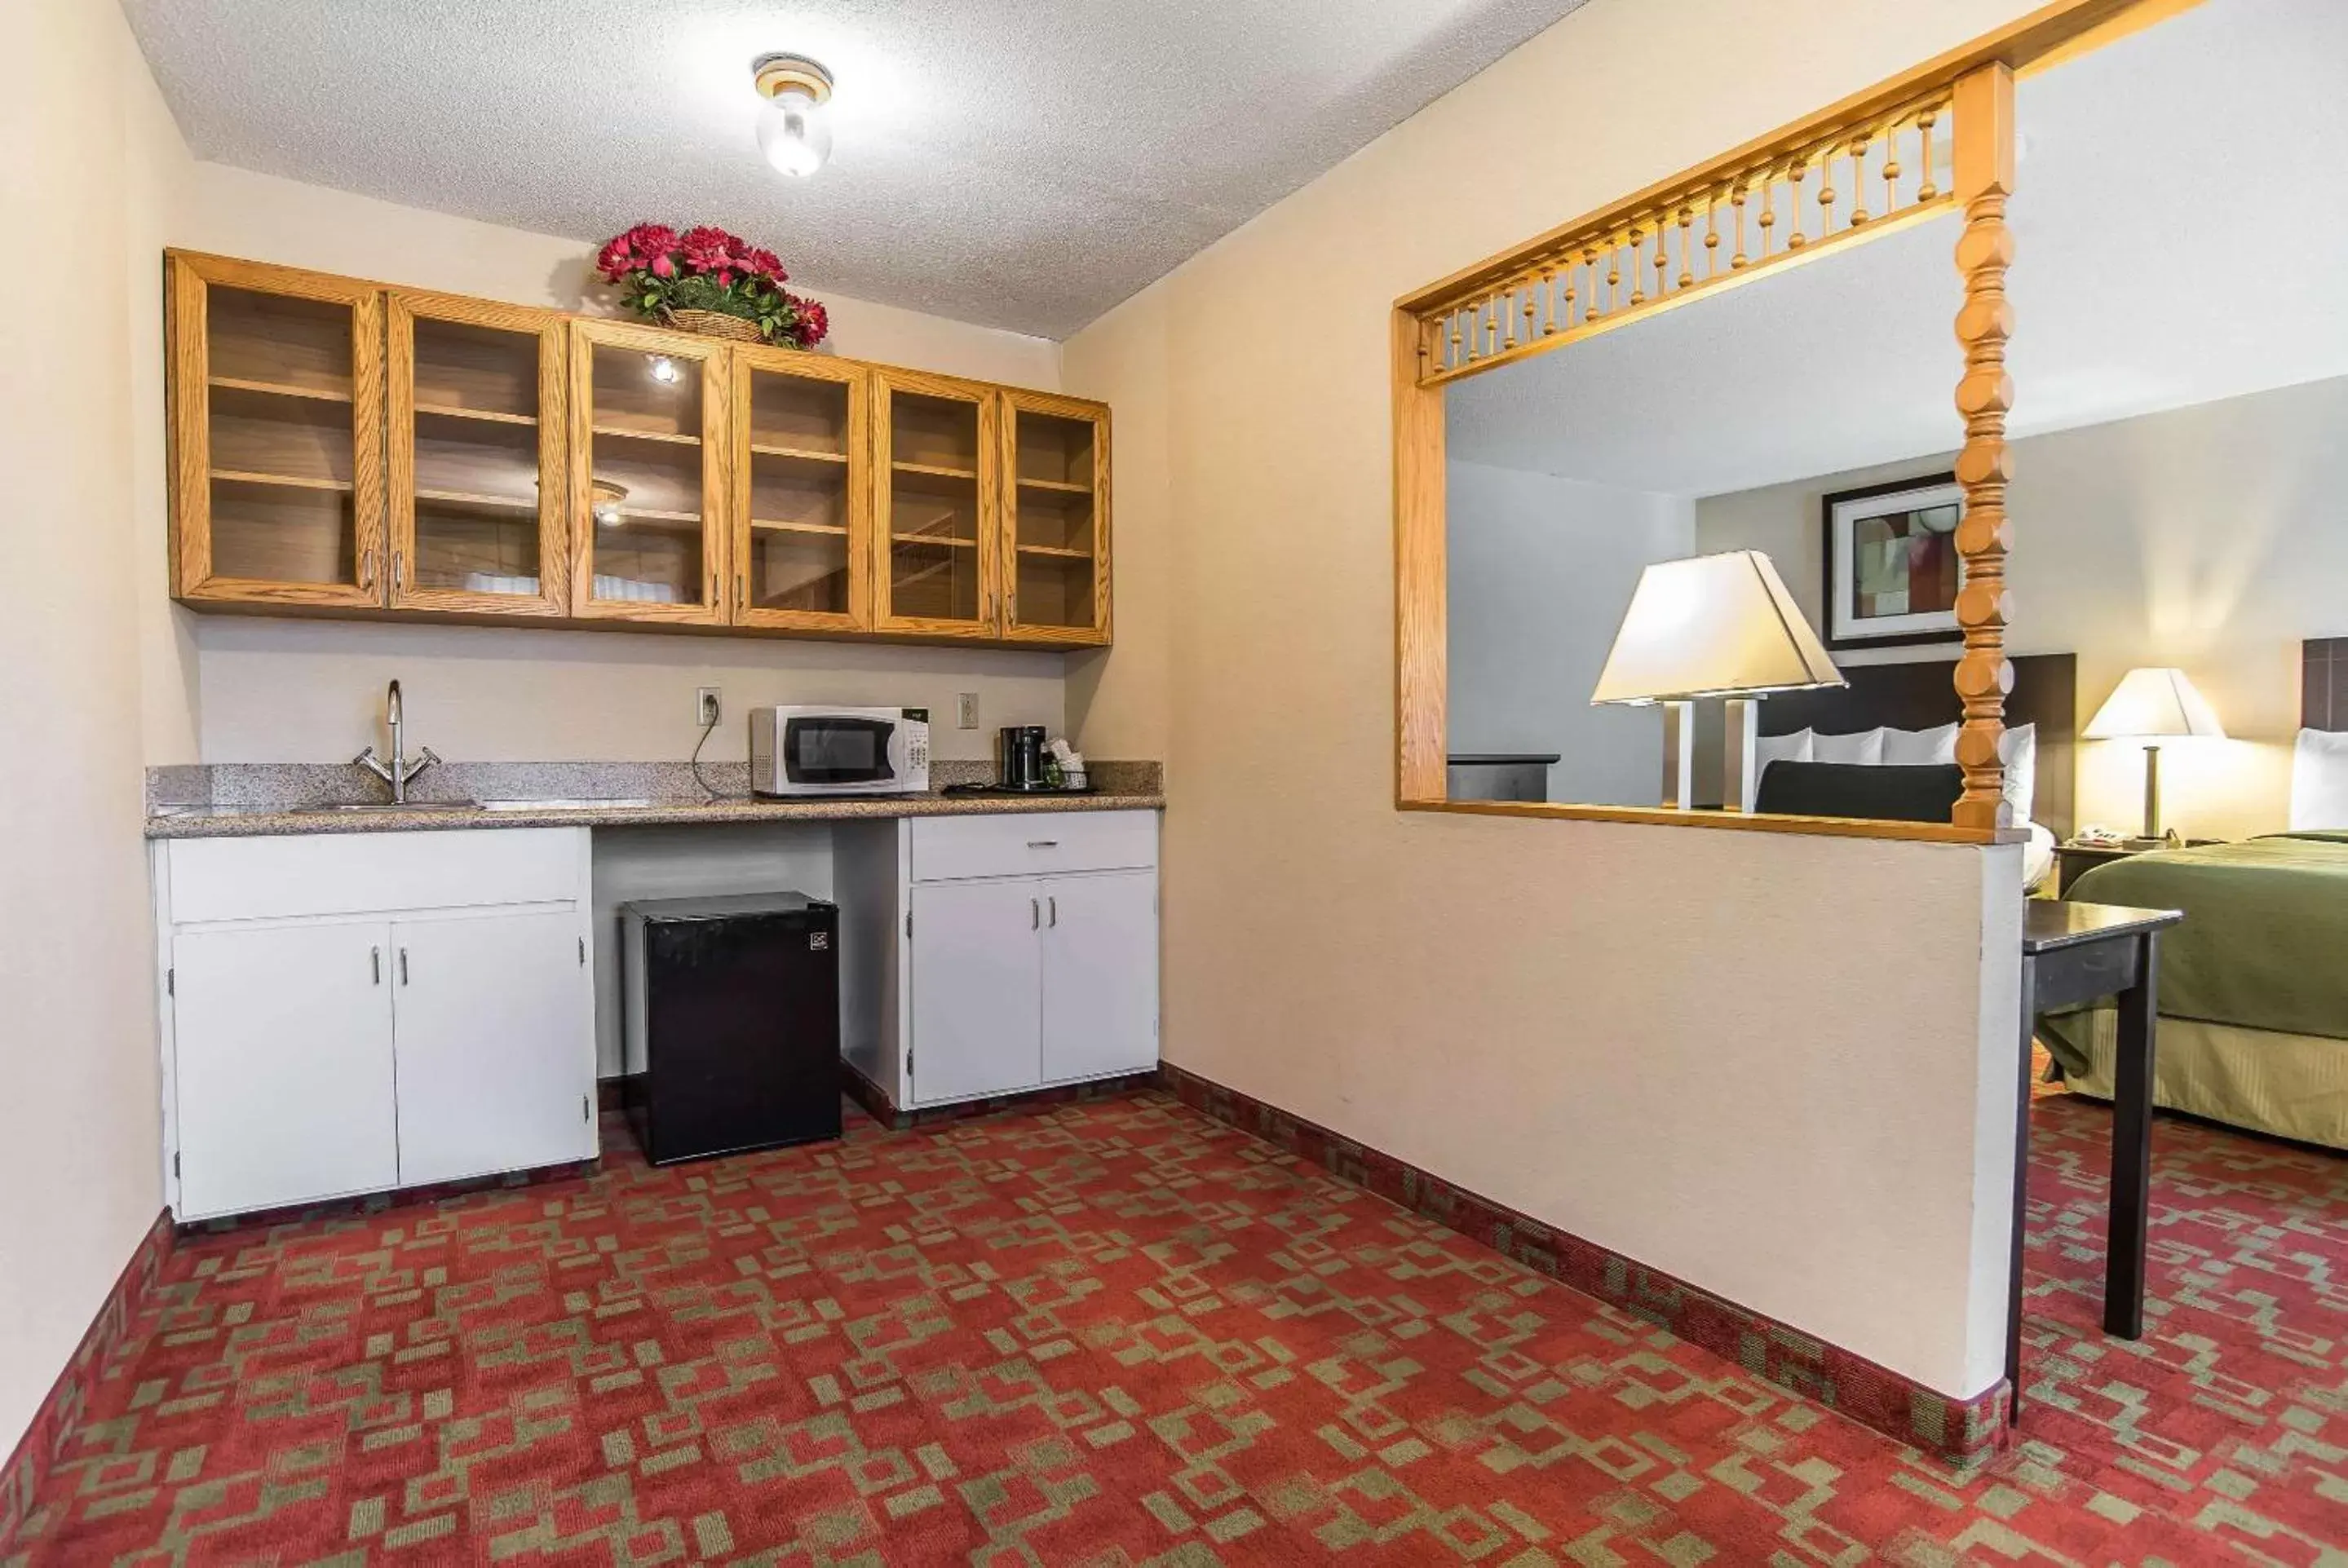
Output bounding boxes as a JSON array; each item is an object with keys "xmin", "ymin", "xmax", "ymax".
[{"xmin": 2054, "ymin": 837, "xmax": 2221, "ymax": 896}]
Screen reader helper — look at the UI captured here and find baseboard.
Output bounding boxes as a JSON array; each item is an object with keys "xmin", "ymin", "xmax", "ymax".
[
  {"xmin": 1156, "ymin": 1062, "xmax": 2012, "ymax": 1471},
  {"xmin": 0, "ymin": 1208, "xmax": 175, "ymax": 1553},
  {"xmin": 844, "ymin": 1060, "xmax": 1163, "ymax": 1133}
]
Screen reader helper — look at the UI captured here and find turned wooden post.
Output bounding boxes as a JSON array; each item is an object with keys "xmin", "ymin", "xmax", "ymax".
[{"xmin": 1950, "ymin": 65, "xmax": 2015, "ymax": 832}]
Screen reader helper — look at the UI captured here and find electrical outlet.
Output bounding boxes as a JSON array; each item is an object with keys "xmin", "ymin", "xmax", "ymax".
[
  {"xmin": 696, "ymin": 687, "xmax": 722, "ymax": 728},
  {"xmin": 957, "ymin": 692, "xmax": 979, "ymax": 730}
]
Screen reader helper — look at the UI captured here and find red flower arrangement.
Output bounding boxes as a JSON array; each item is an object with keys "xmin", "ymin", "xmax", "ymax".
[{"xmin": 595, "ymin": 223, "xmax": 828, "ymax": 347}]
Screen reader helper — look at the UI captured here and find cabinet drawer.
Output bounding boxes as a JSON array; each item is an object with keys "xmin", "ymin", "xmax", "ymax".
[
  {"xmin": 909, "ymin": 811, "xmax": 1157, "ymax": 883},
  {"xmin": 166, "ymin": 828, "xmax": 586, "ymax": 923}
]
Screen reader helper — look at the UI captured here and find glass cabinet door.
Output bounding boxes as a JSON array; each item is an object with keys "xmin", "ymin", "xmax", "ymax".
[
  {"xmin": 873, "ymin": 371, "xmax": 999, "ymax": 636},
  {"xmin": 168, "ymin": 254, "xmax": 384, "ymax": 607},
  {"xmin": 566, "ymin": 320, "xmax": 729, "ymax": 624},
  {"xmin": 387, "ymin": 293, "xmax": 568, "ymax": 616},
  {"xmin": 1002, "ymin": 394, "xmax": 1111, "ymax": 645},
  {"xmin": 732, "ymin": 351, "xmax": 867, "ymax": 630}
]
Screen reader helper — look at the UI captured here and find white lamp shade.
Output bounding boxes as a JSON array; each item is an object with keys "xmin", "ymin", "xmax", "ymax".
[
  {"xmin": 1591, "ymin": 550, "xmax": 1845, "ymax": 704},
  {"xmin": 2083, "ymin": 667, "xmax": 2226, "ymax": 740}
]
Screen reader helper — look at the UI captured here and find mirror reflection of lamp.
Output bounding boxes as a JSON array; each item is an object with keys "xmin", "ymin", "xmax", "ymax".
[
  {"xmin": 590, "ymin": 480, "xmax": 629, "ymax": 528},
  {"xmin": 1592, "ymin": 550, "xmax": 1846, "ymax": 811}
]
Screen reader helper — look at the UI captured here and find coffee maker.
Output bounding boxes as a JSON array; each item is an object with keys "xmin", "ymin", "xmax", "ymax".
[{"xmin": 997, "ymin": 725, "xmax": 1050, "ymax": 790}]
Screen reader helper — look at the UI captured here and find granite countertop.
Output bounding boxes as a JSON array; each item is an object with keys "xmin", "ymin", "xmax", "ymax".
[{"xmin": 147, "ymin": 760, "xmax": 1163, "ymax": 840}]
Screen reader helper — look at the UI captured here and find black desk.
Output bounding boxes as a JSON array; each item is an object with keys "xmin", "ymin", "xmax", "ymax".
[{"xmin": 2009, "ymin": 899, "xmax": 2182, "ymax": 1420}]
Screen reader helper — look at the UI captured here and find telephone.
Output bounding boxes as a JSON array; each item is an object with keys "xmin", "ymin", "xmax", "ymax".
[{"xmin": 2074, "ymin": 824, "xmax": 2129, "ymax": 847}]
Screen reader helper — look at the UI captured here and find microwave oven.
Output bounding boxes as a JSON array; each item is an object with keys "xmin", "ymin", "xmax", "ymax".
[{"xmin": 749, "ymin": 707, "xmax": 930, "ymax": 796}]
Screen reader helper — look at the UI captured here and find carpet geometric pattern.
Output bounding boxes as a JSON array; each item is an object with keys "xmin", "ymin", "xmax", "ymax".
[{"xmin": 9, "ymin": 1089, "xmax": 2345, "ymax": 1564}]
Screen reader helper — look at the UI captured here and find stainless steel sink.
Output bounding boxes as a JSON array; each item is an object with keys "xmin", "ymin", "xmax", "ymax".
[{"xmin": 291, "ymin": 800, "xmax": 484, "ymax": 815}]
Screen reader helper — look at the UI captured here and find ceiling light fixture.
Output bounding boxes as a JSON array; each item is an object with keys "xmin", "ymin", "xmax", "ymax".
[{"xmin": 752, "ymin": 54, "xmax": 835, "ymax": 178}]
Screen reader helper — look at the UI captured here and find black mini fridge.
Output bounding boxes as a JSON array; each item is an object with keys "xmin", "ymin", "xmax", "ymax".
[{"xmin": 618, "ymin": 892, "xmax": 841, "ymax": 1164}]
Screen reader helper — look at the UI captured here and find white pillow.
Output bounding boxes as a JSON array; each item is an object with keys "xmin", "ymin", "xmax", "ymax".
[
  {"xmin": 1881, "ymin": 722, "xmax": 1958, "ymax": 766},
  {"xmin": 1814, "ymin": 728, "xmax": 1886, "ymax": 766},
  {"xmin": 1755, "ymin": 729, "xmax": 1815, "ymax": 770},
  {"xmin": 2290, "ymin": 727, "xmax": 2348, "ymax": 830},
  {"xmin": 1999, "ymin": 722, "xmax": 2036, "ymax": 824}
]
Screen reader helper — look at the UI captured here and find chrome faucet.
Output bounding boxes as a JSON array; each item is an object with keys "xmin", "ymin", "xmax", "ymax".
[{"xmin": 354, "ymin": 679, "xmax": 441, "ymax": 803}]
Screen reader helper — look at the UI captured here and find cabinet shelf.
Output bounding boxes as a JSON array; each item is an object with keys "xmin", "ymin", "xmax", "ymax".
[
  {"xmin": 892, "ymin": 532, "xmax": 979, "ymax": 550},
  {"xmin": 415, "ymin": 486, "xmax": 537, "ymax": 512},
  {"xmin": 751, "ymin": 443, "xmax": 848, "ymax": 464},
  {"xmin": 894, "ymin": 461, "xmax": 979, "ymax": 481},
  {"xmin": 1016, "ymin": 475, "xmax": 1092, "ymax": 495},
  {"xmin": 605, "ymin": 507, "xmax": 701, "ymax": 527},
  {"xmin": 416, "ymin": 403, "xmax": 537, "ymax": 428},
  {"xmin": 1017, "ymin": 544, "xmax": 1092, "ymax": 559},
  {"xmin": 754, "ymin": 518, "xmax": 850, "ymax": 536},
  {"xmin": 211, "ymin": 468, "xmax": 353, "ymax": 493},
  {"xmin": 592, "ymin": 425, "xmax": 701, "ymax": 448},
  {"xmin": 209, "ymin": 375, "xmax": 353, "ymax": 405}
]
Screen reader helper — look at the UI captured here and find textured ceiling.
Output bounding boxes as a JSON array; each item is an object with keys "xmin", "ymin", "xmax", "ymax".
[
  {"xmin": 124, "ymin": 0, "xmax": 1593, "ymax": 338},
  {"xmin": 1448, "ymin": 0, "xmax": 2348, "ymax": 497}
]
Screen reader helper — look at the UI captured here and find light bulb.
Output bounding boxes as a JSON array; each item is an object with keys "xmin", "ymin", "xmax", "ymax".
[
  {"xmin": 647, "ymin": 355, "xmax": 679, "ymax": 385},
  {"xmin": 594, "ymin": 501, "xmax": 622, "ymax": 528},
  {"xmin": 758, "ymin": 90, "xmax": 832, "ymax": 177}
]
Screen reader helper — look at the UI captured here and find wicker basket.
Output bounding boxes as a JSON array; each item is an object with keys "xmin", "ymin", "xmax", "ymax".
[{"xmin": 666, "ymin": 308, "xmax": 764, "ymax": 343}]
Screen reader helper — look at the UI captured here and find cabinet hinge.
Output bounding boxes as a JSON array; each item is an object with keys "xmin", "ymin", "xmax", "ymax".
[
  {"xmin": 904, "ymin": 911, "xmax": 913, "ymax": 939},
  {"xmin": 582, "ymin": 1093, "xmax": 590, "ymax": 1123},
  {"xmin": 172, "ymin": 1152, "xmax": 180, "ymax": 1179},
  {"xmin": 579, "ymin": 937, "xmax": 586, "ymax": 966},
  {"xmin": 165, "ymin": 967, "xmax": 174, "ymax": 996}
]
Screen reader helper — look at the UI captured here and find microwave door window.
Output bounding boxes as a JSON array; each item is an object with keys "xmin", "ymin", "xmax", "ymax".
[{"xmin": 784, "ymin": 718, "xmax": 897, "ymax": 784}]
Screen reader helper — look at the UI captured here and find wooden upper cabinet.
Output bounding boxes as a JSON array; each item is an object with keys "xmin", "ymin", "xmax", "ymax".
[
  {"xmin": 872, "ymin": 369, "xmax": 1002, "ymax": 638},
  {"xmin": 1001, "ymin": 391, "xmax": 1111, "ymax": 646},
  {"xmin": 387, "ymin": 291, "xmax": 569, "ymax": 617},
  {"xmin": 566, "ymin": 318, "xmax": 731, "ymax": 625},
  {"xmin": 163, "ymin": 253, "xmax": 1112, "ymax": 647},
  {"xmin": 731, "ymin": 348, "xmax": 869, "ymax": 632},
  {"xmin": 167, "ymin": 253, "xmax": 387, "ymax": 607}
]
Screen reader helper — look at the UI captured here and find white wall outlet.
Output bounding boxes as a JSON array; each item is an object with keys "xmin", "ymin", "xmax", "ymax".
[
  {"xmin": 696, "ymin": 687, "xmax": 722, "ymax": 727},
  {"xmin": 957, "ymin": 692, "xmax": 979, "ymax": 730}
]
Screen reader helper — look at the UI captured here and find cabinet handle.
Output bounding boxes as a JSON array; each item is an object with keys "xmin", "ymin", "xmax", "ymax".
[
  {"xmin": 1048, "ymin": 894, "xmax": 1057, "ymax": 927},
  {"xmin": 708, "ymin": 569, "xmax": 718, "ymax": 607},
  {"xmin": 359, "ymin": 549, "xmax": 377, "ymax": 590},
  {"xmin": 391, "ymin": 550, "xmax": 405, "ymax": 591},
  {"xmin": 371, "ymin": 946, "xmax": 381, "ymax": 984},
  {"xmin": 1026, "ymin": 840, "xmax": 1058, "ymax": 849},
  {"xmin": 1031, "ymin": 897, "xmax": 1040, "ymax": 930},
  {"xmin": 398, "ymin": 947, "xmax": 409, "ymax": 986},
  {"xmin": 736, "ymin": 572, "xmax": 745, "ymax": 614}
]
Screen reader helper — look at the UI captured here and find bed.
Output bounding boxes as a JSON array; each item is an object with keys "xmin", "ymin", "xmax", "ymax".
[
  {"xmin": 2041, "ymin": 638, "xmax": 2348, "ymax": 1150},
  {"xmin": 1749, "ymin": 650, "xmax": 2076, "ymax": 890}
]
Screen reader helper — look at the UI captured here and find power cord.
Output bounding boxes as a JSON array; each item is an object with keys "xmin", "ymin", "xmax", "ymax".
[{"xmin": 689, "ymin": 713, "xmax": 720, "ymax": 802}]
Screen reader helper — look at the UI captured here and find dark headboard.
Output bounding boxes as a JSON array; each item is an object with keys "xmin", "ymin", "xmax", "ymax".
[
  {"xmin": 2306, "ymin": 638, "xmax": 2348, "ymax": 731},
  {"xmin": 1758, "ymin": 652, "xmax": 2077, "ymax": 837}
]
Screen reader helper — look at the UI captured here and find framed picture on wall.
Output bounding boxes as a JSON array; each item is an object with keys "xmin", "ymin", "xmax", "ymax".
[{"xmin": 1821, "ymin": 472, "xmax": 1966, "ymax": 651}]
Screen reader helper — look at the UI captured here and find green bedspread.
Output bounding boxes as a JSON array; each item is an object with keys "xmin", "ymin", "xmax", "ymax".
[{"xmin": 2042, "ymin": 832, "xmax": 2348, "ymax": 1073}]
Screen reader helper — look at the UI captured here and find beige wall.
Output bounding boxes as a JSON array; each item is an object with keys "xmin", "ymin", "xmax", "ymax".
[
  {"xmin": 1696, "ymin": 373, "xmax": 2348, "ymax": 841},
  {"xmin": 0, "ymin": 0, "xmax": 182, "ymax": 1454},
  {"xmin": 147, "ymin": 162, "xmax": 1071, "ymax": 766},
  {"xmin": 1063, "ymin": 0, "xmax": 2053, "ymax": 1398}
]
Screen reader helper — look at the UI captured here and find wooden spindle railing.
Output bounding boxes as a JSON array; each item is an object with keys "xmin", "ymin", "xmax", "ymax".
[{"xmin": 1418, "ymin": 82, "xmax": 1957, "ymax": 385}]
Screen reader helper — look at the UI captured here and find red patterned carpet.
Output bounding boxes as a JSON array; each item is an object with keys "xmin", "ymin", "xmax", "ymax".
[{"xmin": 9, "ymin": 1089, "xmax": 2345, "ymax": 1564}]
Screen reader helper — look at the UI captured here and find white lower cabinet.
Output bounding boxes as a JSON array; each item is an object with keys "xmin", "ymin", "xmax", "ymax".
[
  {"xmin": 171, "ymin": 921, "xmax": 399, "ymax": 1220},
  {"xmin": 1039, "ymin": 871, "xmax": 1160, "ymax": 1085},
  {"xmin": 388, "ymin": 909, "xmax": 597, "ymax": 1187},
  {"xmin": 157, "ymin": 828, "xmax": 596, "ymax": 1220},
  {"xmin": 909, "ymin": 881, "xmax": 1045, "ymax": 1103},
  {"xmin": 839, "ymin": 811, "xmax": 1161, "ymax": 1111}
]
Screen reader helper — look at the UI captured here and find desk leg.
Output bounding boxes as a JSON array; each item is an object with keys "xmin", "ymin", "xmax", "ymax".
[
  {"xmin": 2008, "ymin": 952, "xmax": 2036, "ymax": 1424},
  {"xmin": 2106, "ymin": 931, "xmax": 2160, "ymax": 1339}
]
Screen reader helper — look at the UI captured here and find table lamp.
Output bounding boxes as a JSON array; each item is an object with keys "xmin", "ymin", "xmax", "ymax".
[
  {"xmin": 2083, "ymin": 666, "xmax": 2224, "ymax": 845},
  {"xmin": 1592, "ymin": 550, "xmax": 1846, "ymax": 811}
]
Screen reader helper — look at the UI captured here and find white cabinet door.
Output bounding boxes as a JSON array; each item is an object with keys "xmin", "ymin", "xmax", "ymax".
[
  {"xmin": 172, "ymin": 921, "xmax": 397, "ymax": 1220},
  {"xmin": 1041, "ymin": 872, "xmax": 1159, "ymax": 1084},
  {"xmin": 391, "ymin": 909, "xmax": 596, "ymax": 1186},
  {"xmin": 909, "ymin": 880, "xmax": 1042, "ymax": 1106}
]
